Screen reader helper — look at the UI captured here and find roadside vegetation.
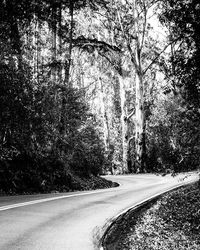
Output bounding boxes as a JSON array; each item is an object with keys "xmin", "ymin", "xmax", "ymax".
[{"xmin": 115, "ymin": 181, "xmax": 200, "ymax": 250}]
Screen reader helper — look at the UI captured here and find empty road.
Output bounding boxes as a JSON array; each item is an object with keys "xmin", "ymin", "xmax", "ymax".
[{"xmin": 0, "ymin": 173, "xmax": 198, "ymax": 250}]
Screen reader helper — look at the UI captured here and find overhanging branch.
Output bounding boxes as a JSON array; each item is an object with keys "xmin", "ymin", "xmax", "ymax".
[{"xmin": 72, "ymin": 36, "xmax": 121, "ymax": 53}]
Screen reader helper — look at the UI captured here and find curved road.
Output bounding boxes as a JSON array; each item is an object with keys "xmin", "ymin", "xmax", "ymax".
[{"xmin": 0, "ymin": 173, "xmax": 198, "ymax": 250}]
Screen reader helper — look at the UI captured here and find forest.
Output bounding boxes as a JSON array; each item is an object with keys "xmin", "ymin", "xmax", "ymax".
[{"xmin": 0, "ymin": 0, "xmax": 199, "ymax": 194}]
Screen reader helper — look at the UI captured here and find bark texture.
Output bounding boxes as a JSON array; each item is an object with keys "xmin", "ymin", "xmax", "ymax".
[
  {"xmin": 99, "ymin": 78, "xmax": 110, "ymax": 152},
  {"xmin": 119, "ymin": 75, "xmax": 128, "ymax": 173},
  {"xmin": 135, "ymin": 72, "xmax": 145, "ymax": 172}
]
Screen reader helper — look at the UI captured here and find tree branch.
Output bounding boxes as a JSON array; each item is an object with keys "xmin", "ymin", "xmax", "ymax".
[
  {"xmin": 72, "ymin": 36, "xmax": 121, "ymax": 53},
  {"xmin": 139, "ymin": 0, "xmax": 147, "ymax": 52},
  {"xmin": 143, "ymin": 37, "xmax": 180, "ymax": 75}
]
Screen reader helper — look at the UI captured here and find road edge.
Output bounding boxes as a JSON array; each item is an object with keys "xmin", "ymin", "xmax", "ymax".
[{"xmin": 99, "ymin": 178, "xmax": 198, "ymax": 250}]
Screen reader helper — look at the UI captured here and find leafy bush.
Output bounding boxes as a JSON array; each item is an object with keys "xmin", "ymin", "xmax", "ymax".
[
  {"xmin": 146, "ymin": 95, "xmax": 200, "ymax": 173},
  {"xmin": 70, "ymin": 123, "xmax": 105, "ymax": 176},
  {"xmin": 0, "ymin": 64, "xmax": 107, "ymax": 193}
]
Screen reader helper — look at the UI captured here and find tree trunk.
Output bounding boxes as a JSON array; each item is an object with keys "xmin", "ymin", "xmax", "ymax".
[
  {"xmin": 99, "ymin": 78, "xmax": 110, "ymax": 151},
  {"xmin": 135, "ymin": 71, "xmax": 145, "ymax": 172},
  {"xmin": 119, "ymin": 75, "xmax": 128, "ymax": 173},
  {"xmin": 51, "ymin": 2, "xmax": 57, "ymax": 82},
  {"xmin": 58, "ymin": 0, "xmax": 63, "ymax": 82},
  {"xmin": 59, "ymin": 0, "xmax": 74, "ymax": 140},
  {"xmin": 33, "ymin": 13, "xmax": 40, "ymax": 83},
  {"xmin": 64, "ymin": 0, "xmax": 74, "ymax": 86}
]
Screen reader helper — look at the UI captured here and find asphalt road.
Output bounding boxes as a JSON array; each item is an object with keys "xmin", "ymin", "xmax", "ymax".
[{"xmin": 0, "ymin": 173, "xmax": 198, "ymax": 250}]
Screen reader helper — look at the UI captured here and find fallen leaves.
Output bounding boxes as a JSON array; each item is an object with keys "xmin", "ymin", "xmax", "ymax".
[{"xmin": 118, "ymin": 182, "xmax": 200, "ymax": 250}]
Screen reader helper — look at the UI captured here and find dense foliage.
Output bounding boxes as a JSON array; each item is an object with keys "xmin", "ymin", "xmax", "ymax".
[
  {"xmin": 146, "ymin": 94, "xmax": 200, "ymax": 173},
  {"xmin": 144, "ymin": 0, "xmax": 200, "ymax": 173},
  {"xmin": 0, "ymin": 66, "xmax": 107, "ymax": 193},
  {"xmin": 0, "ymin": 0, "xmax": 108, "ymax": 194},
  {"xmin": 160, "ymin": 0, "xmax": 200, "ymax": 107}
]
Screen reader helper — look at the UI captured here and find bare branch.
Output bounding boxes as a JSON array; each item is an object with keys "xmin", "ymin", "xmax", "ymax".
[
  {"xmin": 116, "ymin": 8, "xmax": 126, "ymax": 39},
  {"xmin": 127, "ymin": 43, "xmax": 137, "ymax": 66},
  {"xmin": 139, "ymin": 0, "xmax": 147, "ymax": 52},
  {"xmin": 71, "ymin": 36, "xmax": 121, "ymax": 53}
]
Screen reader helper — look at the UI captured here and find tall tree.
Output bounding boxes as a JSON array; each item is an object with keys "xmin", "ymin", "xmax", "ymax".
[{"xmin": 75, "ymin": 0, "xmax": 168, "ymax": 172}]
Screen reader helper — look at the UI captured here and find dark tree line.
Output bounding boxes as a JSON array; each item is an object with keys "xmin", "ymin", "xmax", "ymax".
[
  {"xmin": 0, "ymin": 0, "xmax": 109, "ymax": 194},
  {"xmin": 146, "ymin": 0, "xmax": 200, "ymax": 173}
]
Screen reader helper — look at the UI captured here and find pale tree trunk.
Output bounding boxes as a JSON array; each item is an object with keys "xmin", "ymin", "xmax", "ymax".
[
  {"xmin": 119, "ymin": 75, "xmax": 128, "ymax": 173},
  {"xmin": 115, "ymin": 0, "xmax": 146, "ymax": 172},
  {"xmin": 59, "ymin": 0, "xmax": 74, "ymax": 140},
  {"xmin": 133, "ymin": 0, "xmax": 145, "ymax": 172},
  {"xmin": 36, "ymin": 25, "xmax": 40, "ymax": 83},
  {"xmin": 64, "ymin": 0, "xmax": 74, "ymax": 86},
  {"xmin": 58, "ymin": 0, "xmax": 63, "ymax": 82},
  {"xmin": 130, "ymin": 0, "xmax": 146, "ymax": 173},
  {"xmin": 33, "ymin": 13, "xmax": 40, "ymax": 83},
  {"xmin": 135, "ymin": 71, "xmax": 145, "ymax": 172},
  {"xmin": 51, "ymin": 3, "xmax": 57, "ymax": 82},
  {"xmin": 98, "ymin": 78, "xmax": 110, "ymax": 152}
]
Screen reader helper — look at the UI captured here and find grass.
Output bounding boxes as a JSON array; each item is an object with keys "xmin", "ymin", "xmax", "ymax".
[{"xmin": 119, "ymin": 182, "xmax": 200, "ymax": 250}]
